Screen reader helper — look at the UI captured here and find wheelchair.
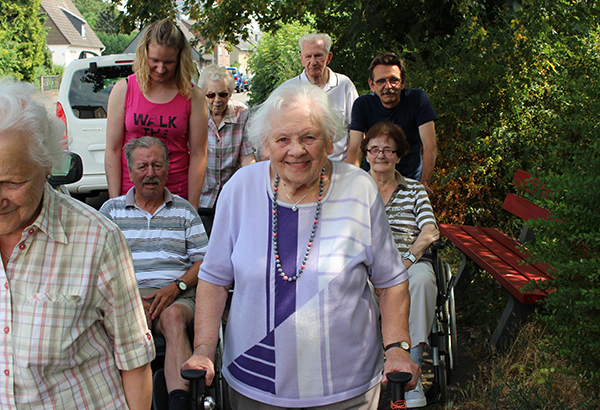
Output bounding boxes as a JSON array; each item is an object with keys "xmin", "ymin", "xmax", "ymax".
[{"xmin": 425, "ymin": 240, "xmax": 458, "ymax": 405}]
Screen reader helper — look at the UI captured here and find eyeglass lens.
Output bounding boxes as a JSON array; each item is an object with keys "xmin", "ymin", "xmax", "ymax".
[
  {"xmin": 205, "ymin": 92, "xmax": 230, "ymax": 98},
  {"xmin": 374, "ymin": 77, "xmax": 401, "ymax": 86},
  {"xmin": 368, "ymin": 148, "xmax": 396, "ymax": 156}
]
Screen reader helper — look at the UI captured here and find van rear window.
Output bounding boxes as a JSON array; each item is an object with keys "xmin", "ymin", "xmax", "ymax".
[{"xmin": 69, "ymin": 65, "xmax": 133, "ymax": 119}]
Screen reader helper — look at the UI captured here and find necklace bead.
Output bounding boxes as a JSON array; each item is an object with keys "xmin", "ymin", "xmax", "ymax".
[{"xmin": 272, "ymin": 167, "xmax": 325, "ymax": 282}]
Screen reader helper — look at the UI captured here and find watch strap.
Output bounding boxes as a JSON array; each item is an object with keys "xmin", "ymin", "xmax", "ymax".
[
  {"xmin": 174, "ymin": 279, "xmax": 186, "ymax": 291},
  {"xmin": 384, "ymin": 341, "xmax": 410, "ymax": 352},
  {"xmin": 402, "ymin": 251, "xmax": 417, "ymax": 264}
]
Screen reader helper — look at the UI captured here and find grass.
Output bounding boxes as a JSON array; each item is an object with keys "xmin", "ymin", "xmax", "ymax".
[{"xmin": 457, "ymin": 321, "xmax": 599, "ymax": 409}]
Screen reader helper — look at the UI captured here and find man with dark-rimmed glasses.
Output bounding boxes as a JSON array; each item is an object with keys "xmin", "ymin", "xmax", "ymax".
[{"xmin": 348, "ymin": 52, "xmax": 438, "ymax": 199}]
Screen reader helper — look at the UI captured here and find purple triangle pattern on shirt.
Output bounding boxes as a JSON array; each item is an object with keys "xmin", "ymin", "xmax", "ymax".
[{"xmin": 227, "ymin": 203, "xmax": 299, "ymax": 394}]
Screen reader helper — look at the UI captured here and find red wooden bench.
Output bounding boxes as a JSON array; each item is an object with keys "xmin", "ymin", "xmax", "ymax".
[{"xmin": 439, "ymin": 170, "xmax": 554, "ymax": 352}]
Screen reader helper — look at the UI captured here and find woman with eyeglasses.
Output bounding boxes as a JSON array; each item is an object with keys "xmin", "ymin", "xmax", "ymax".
[
  {"xmin": 362, "ymin": 121, "xmax": 439, "ymax": 408},
  {"xmin": 197, "ymin": 65, "xmax": 255, "ymax": 226},
  {"xmin": 105, "ymin": 19, "xmax": 208, "ymax": 209}
]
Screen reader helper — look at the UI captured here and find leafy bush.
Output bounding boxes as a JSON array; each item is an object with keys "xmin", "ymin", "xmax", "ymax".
[
  {"xmin": 522, "ymin": 140, "xmax": 600, "ymax": 383},
  {"xmin": 405, "ymin": 0, "xmax": 600, "ymax": 384}
]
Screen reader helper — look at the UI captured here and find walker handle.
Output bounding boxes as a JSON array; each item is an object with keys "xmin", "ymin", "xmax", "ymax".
[
  {"xmin": 386, "ymin": 371, "xmax": 413, "ymax": 409},
  {"xmin": 181, "ymin": 369, "xmax": 206, "ymax": 410}
]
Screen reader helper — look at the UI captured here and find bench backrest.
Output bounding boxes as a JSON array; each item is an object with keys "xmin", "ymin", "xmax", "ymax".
[{"xmin": 502, "ymin": 170, "xmax": 551, "ymax": 222}]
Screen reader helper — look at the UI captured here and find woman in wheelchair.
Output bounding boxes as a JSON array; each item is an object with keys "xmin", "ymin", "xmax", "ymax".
[{"xmin": 362, "ymin": 122, "xmax": 440, "ymax": 409}]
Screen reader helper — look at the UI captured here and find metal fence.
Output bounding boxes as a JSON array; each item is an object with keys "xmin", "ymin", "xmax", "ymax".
[{"xmin": 39, "ymin": 75, "xmax": 61, "ymax": 92}]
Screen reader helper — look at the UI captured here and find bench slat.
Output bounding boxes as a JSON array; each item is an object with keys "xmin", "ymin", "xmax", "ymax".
[
  {"xmin": 481, "ymin": 227, "xmax": 554, "ymax": 280},
  {"xmin": 463, "ymin": 226, "xmax": 552, "ymax": 302},
  {"xmin": 503, "ymin": 193, "xmax": 551, "ymax": 221},
  {"xmin": 439, "ymin": 224, "xmax": 547, "ymax": 303}
]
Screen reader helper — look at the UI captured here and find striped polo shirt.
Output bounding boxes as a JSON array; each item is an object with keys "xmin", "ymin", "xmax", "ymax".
[{"xmin": 100, "ymin": 188, "xmax": 208, "ymax": 288}]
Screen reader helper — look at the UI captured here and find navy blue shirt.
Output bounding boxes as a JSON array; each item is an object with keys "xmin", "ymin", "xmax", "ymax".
[{"xmin": 350, "ymin": 89, "xmax": 437, "ymax": 180}]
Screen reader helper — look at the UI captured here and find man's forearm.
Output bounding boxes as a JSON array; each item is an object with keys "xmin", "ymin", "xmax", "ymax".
[
  {"xmin": 346, "ymin": 130, "xmax": 364, "ymax": 167},
  {"xmin": 419, "ymin": 121, "xmax": 437, "ymax": 186}
]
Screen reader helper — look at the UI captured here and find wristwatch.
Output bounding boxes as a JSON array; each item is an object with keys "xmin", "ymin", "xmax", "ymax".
[
  {"xmin": 384, "ymin": 341, "xmax": 411, "ymax": 353},
  {"xmin": 174, "ymin": 279, "xmax": 187, "ymax": 292},
  {"xmin": 401, "ymin": 251, "xmax": 417, "ymax": 264}
]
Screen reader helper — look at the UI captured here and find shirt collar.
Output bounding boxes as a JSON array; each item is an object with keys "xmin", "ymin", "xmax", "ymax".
[
  {"xmin": 300, "ymin": 67, "xmax": 338, "ymax": 92},
  {"xmin": 221, "ymin": 100, "xmax": 238, "ymax": 124},
  {"xmin": 125, "ymin": 187, "xmax": 173, "ymax": 209},
  {"xmin": 395, "ymin": 170, "xmax": 409, "ymax": 189},
  {"xmin": 31, "ymin": 184, "xmax": 68, "ymax": 244}
]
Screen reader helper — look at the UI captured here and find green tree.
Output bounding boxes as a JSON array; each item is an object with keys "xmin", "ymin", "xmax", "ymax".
[
  {"xmin": 0, "ymin": 0, "xmax": 46, "ymax": 81},
  {"xmin": 97, "ymin": 31, "xmax": 137, "ymax": 55},
  {"xmin": 0, "ymin": 24, "xmax": 19, "ymax": 78},
  {"xmin": 73, "ymin": 0, "xmax": 137, "ymax": 55},
  {"xmin": 246, "ymin": 21, "xmax": 312, "ymax": 106},
  {"xmin": 73, "ymin": 0, "xmax": 107, "ymax": 31}
]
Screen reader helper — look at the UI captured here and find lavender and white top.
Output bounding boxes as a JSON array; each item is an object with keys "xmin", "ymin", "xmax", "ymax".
[{"xmin": 198, "ymin": 161, "xmax": 407, "ymax": 407}]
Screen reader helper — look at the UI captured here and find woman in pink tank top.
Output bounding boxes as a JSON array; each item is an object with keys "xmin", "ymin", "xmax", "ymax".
[{"xmin": 105, "ymin": 19, "xmax": 208, "ymax": 208}]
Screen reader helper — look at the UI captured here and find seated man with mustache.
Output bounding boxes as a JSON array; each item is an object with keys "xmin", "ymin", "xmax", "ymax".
[
  {"xmin": 101, "ymin": 136, "xmax": 208, "ymax": 410},
  {"xmin": 347, "ymin": 52, "xmax": 438, "ymax": 200}
]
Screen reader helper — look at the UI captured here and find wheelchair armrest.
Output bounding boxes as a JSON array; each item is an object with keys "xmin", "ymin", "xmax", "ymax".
[{"xmin": 430, "ymin": 238, "xmax": 446, "ymax": 251}]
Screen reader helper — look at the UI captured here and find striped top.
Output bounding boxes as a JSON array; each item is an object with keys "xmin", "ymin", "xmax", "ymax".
[
  {"xmin": 199, "ymin": 161, "xmax": 407, "ymax": 407},
  {"xmin": 384, "ymin": 172, "xmax": 437, "ymax": 262},
  {"xmin": 0, "ymin": 184, "xmax": 154, "ymax": 408},
  {"xmin": 100, "ymin": 188, "xmax": 208, "ymax": 288}
]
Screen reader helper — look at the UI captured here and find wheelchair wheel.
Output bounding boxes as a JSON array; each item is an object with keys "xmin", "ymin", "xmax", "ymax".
[
  {"xmin": 447, "ymin": 266, "xmax": 458, "ymax": 372},
  {"xmin": 428, "ymin": 314, "xmax": 449, "ymax": 405},
  {"xmin": 213, "ymin": 324, "xmax": 231, "ymax": 410},
  {"xmin": 435, "ymin": 351, "xmax": 448, "ymax": 404}
]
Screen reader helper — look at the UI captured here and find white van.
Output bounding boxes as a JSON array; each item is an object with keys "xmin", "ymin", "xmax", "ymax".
[{"xmin": 56, "ymin": 54, "xmax": 134, "ymax": 197}]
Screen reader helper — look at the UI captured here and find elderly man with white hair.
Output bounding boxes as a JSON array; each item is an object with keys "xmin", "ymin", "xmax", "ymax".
[
  {"xmin": 0, "ymin": 78, "xmax": 154, "ymax": 409},
  {"xmin": 285, "ymin": 33, "xmax": 359, "ymax": 162}
]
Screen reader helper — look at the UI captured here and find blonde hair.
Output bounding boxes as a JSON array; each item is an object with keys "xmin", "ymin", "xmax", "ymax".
[{"xmin": 133, "ymin": 19, "xmax": 195, "ymax": 99}]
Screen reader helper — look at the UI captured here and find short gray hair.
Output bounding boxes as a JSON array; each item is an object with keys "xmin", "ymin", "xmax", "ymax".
[
  {"xmin": 198, "ymin": 65, "xmax": 235, "ymax": 93},
  {"xmin": 0, "ymin": 78, "xmax": 66, "ymax": 172},
  {"xmin": 247, "ymin": 82, "xmax": 344, "ymax": 156},
  {"xmin": 299, "ymin": 33, "xmax": 332, "ymax": 54},
  {"xmin": 124, "ymin": 137, "xmax": 169, "ymax": 172}
]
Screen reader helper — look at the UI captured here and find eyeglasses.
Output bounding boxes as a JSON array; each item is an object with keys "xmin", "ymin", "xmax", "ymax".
[
  {"xmin": 366, "ymin": 147, "xmax": 397, "ymax": 156},
  {"xmin": 205, "ymin": 92, "xmax": 230, "ymax": 99},
  {"xmin": 373, "ymin": 77, "xmax": 402, "ymax": 87}
]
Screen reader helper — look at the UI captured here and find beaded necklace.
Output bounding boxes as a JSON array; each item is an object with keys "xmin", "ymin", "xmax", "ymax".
[{"xmin": 272, "ymin": 166, "xmax": 325, "ymax": 282}]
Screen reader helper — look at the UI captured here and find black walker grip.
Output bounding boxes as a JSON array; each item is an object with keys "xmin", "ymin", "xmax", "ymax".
[
  {"xmin": 387, "ymin": 371, "xmax": 413, "ymax": 403},
  {"xmin": 181, "ymin": 369, "xmax": 207, "ymax": 410}
]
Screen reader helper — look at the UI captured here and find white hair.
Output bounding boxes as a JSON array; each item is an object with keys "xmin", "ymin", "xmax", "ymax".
[
  {"xmin": 198, "ymin": 65, "xmax": 235, "ymax": 93},
  {"xmin": 246, "ymin": 82, "xmax": 344, "ymax": 157},
  {"xmin": 0, "ymin": 78, "xmax": 66, "ymax": 171},
  {"xmin": 299, "ymin": 33, "xmax": 332, "ymax": 54}
]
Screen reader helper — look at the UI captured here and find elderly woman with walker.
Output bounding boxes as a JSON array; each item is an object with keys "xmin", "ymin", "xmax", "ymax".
[{"xmin": 183, "ymin": 82, "xmax": 420, "ymax": 409}]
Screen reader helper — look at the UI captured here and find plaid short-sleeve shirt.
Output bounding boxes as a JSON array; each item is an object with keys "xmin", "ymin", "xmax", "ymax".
[
  {"xmin": 0, "ymin": 185, "xmax": 155, "ymax": 409},
  {"xmin": 199, "ymin": 99, "xmax": 254, "ymax": 208}
]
